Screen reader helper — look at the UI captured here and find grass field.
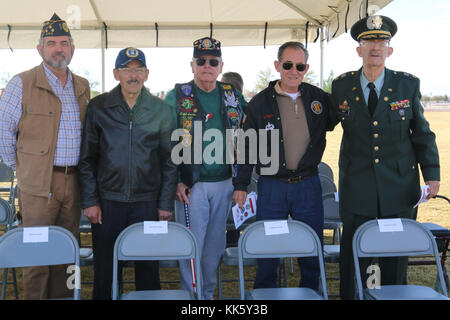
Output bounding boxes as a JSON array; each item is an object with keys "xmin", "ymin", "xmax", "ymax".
[{"xmin": 0, "ymin": 111, "xmax": 449, "ymax": 300}]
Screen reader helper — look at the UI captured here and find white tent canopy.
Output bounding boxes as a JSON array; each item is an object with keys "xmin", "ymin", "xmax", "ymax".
[
  {"xmin": 0, "ymin": 0, "xmax": 392, "ymax": 49},
  {"xmin": 0, "ymin": 0, "xmax": 392, "ymax": 90}
]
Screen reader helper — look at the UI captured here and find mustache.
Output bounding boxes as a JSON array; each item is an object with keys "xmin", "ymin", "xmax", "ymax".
[
  {"xmin": 52, "ymin": 52, "xmax": 67, "ymax": 58},
  {"xmin": 127, "ymin": 79, "xmax": 140, "ymax": 84}
]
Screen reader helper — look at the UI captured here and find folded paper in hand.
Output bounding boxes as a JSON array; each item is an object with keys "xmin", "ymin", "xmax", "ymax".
[
  {"xmin": 232, "ymin": 192, "xmax": 257, "ymax": 229},
  {"xmin": 414, "ymin": 185, "xmax": 430, "ymax": 208}
]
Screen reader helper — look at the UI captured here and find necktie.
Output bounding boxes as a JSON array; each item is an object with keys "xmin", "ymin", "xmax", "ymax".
[{"xmin": 367, "ymin": 82, "xmax": 378, "ymax": 116}]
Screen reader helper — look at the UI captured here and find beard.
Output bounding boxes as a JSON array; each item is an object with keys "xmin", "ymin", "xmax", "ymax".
[{"xmin": 44, "ymin": 51, "xmax": 72, "ymax": 70}]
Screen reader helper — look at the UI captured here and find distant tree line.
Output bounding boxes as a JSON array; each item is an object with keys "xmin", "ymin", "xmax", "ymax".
[{"xmin": 421, "ymin": 95, "xmax": 449, "ymax": 102}]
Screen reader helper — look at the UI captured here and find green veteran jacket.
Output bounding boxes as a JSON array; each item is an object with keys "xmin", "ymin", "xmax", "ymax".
[{"xmin": 330, "ymin": 68, "xmax": 440, "ymax": 217}]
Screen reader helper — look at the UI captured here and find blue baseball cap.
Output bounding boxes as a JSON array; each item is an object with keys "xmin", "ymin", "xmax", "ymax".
[{"xmin": 115, "ymin": 47, "xmax": 147, "ymax": 69}]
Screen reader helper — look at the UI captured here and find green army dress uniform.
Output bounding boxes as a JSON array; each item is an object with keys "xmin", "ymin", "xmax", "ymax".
[
  {"xmin": 330, "ymin": 14, "xmax": 440, "ymax": 300},
  {"xmin": 332, "ymin": 68, "xmax": 440, "ymax": 217},
  {"xmin": 331, "ymin": 68, "xmax": 440, "ymax": 299}
]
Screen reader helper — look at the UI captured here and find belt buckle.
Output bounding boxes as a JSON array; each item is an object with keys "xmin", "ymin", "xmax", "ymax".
[{"xmin": 288, "ymin": 176, "xmax": 301, "ymax": 183}]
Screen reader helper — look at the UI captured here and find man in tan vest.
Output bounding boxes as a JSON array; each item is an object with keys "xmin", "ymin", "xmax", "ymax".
[{"xmin": 0, "ymin": 13, "xmax": 90, "ymax": 299}]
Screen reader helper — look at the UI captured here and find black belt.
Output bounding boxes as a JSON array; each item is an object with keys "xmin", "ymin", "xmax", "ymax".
[
  {"xmin": 53, "ymin": 166, "xmax": 77, "ymax": 175},
  {"xmin": 276, "ymin": 175, "xmax": 310, "ymax": 184}
]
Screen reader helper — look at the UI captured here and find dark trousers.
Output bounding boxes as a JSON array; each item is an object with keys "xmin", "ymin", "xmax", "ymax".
[
  {"xmin": 254, "ymin": 175, "xmax": 324, "ymax": 290},
  {"xmin": 339, "ymin": 208, "xmax": 415, "ymax": 300},
  {"xmin": 91, "ymin": 199, "xmax": 161, "ymax": 300}
]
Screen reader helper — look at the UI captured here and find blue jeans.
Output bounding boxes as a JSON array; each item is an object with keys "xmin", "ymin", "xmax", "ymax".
[{"xmin": 254, "ymin": 175, "xmax": 324, "ymax": 290}]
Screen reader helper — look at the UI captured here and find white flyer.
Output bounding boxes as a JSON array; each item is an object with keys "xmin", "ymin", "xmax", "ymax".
[
  {"xmin": 143, "ymin": 221, "xmax": 168, "ymax": 234},
  {"xmin": 264, "ymin": 220, "xmax": 289, "ymax": 236},
  {"xmin": 413, "ymin": 185, "xmax": 430, "ymax": 208},
  {"xmin": 232, "ymin": 192, "xmax": 257, "ymax": 229},
  {"xmin": 23, "ymin": 227, "xmax": 49, "ymax": 243}
]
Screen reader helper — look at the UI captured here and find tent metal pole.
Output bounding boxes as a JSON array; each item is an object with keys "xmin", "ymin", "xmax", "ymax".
[
  {"xmin": 101, "ymin": 28, "xmax": 105, "ymax": 93},
  {"xmin": 319, "ymin": 26, "xmax": 324, "ymax": 89}
]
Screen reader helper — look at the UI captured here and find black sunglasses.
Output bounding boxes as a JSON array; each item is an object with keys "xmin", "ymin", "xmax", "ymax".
[
  {"xmin": 282, "ymin": 62, "xmax": 307, "ymax": 72},
  {"xmin": 196, "ymin": 57, "xmax": 220, "ymax": 67}
]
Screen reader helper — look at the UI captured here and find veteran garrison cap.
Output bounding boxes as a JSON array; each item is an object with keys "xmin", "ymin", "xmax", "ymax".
[
  {"xmin": 193, "ymin": 37, "xmax": 221, "ymax": 58},
  {"xmin": 115, "ymin": 47, "xmax": 147, "ymax": 69},
  {"xmin": 41, "ymin": 13, "xmax": 71, "ymax": 38},
  {"xmin": 350, "ymin": 15, "xmax": 397, "ymax": 41}
]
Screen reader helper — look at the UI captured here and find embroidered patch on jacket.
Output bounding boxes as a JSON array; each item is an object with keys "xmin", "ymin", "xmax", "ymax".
[
  {"xmin": 311, "ymin": 100, "xmax": 323, "ymax": 115},
  {"xmin": 181, "ymin": 84, "xmax": 192, "ymax": 96}
]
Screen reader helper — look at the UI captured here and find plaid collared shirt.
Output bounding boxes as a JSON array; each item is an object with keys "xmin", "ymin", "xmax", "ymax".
[{"xmin": 0, "ymin": 63, "xmax": 82, "ymax": 169}]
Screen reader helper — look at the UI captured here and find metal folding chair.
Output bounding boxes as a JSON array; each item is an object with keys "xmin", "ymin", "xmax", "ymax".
[
  {"xmin": 238, "ymin": 220, "xmax": 328, "ymax": 300},
  {"xmin": 0, "ymin": 226, "xmax": 81, "ymax": 300},
  {"xmin": 353, "ymin": 218, "xmax": 448, "ymax": 300},
  {"xmin": 112, "ymin": 221, "xmax": 201, "ymax": 300},
  {"xmin": 318, "ymin": 162, "xmax": 334, "ymax": 182},
  {"xmin": 0, "ymin": 198, "xmax": 18, "ymax": 299}
]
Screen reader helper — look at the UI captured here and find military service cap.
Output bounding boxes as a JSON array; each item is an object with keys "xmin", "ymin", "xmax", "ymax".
[
  {"xmin": 193, "ymin": 37, "xmax": 221, "ymax": 58},
  {"xmin": 41, "ymin": 13, "xmax": 71, "ymax": 38},
  {"xmin": 350, "ymin": 15, "xmax": 397, "ymax": 41},
  {"xmin": 115, "ymin": 47, "xmax": 147, "ymax": 69}
]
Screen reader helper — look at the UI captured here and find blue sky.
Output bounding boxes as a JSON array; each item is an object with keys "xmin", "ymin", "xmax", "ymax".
[{"xmin": 0, "ymin": 0, "xmax": 449, "ymax": 96}]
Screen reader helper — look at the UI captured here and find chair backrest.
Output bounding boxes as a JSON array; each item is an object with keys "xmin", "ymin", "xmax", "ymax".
[
  {"xmin": 112, "ymin": 221, "xmax": 201, "ymax": 299},
  {"xmin": 318, "ymin": 162, "xmax": 334, "ymax": 181},
  {"xmin": 352, "ymin": 218, "xmax": 448, "ymax": 299},
  {"xmin": 0, "ymin": 162, "xmax": 14, "ymax": 183},
  {"xmin": 238, "ymin": 220, "xmax": 327, "ymax": 299},
  {"xmin": 322, "ymin": 194, "xmax": 340, "ymax": 221},
  {"xmin": 248, "ymin": 172, "xmax": 259, "ymax": 193},
  {"xmin": 0, "ymin": 198, "xmax": 12, "ymax": 227},
  {"xmin": 0, "ymin": 226, "xmax": 80, "ymax": 299},
  {"xmin": 319, "ymin": 174, "xmax": 337, "ymax": 196}
]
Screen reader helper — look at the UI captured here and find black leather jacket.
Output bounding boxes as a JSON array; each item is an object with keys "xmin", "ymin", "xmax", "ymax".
[
  {"xmin": 78, "ymin": 85, "xmax": 177, "ymax": 211},
  {"xmin": 233, "ymin": 80, "xmax": 332, "ymax": 191}
]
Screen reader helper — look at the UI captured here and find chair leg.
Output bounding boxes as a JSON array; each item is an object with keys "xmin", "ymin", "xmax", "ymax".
[
  {"xmin": 217, "ymin": 264, "xmax": 223, "ymax": 300},
  {"xmin": 12, "ymin": 268, "xmax": 18, "ymax": 300},
  {"xmin": 1, "ymin": 268, "xmax": 8, "ymax": 300}
]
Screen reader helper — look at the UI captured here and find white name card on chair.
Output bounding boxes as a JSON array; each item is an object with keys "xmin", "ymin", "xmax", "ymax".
[
  {"xmin": 23, "ymin": 227, "xmax": 49, "ymax": 243},
  {"xmin": 143, "ymin": 221, "xmax": 168, "ymax": 234},
  {"xmin": 377, "ymin": 218, "xmax": 403, "ymax": 232},
  {"xmin": 264, "ymin": 220, "xmax": 289, "ymax": 235}
]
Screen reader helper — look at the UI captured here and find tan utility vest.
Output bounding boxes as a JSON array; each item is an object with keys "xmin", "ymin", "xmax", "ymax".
[{"xmin": 16, "ymin": 63, "xmax": 90, "ymax": 197}]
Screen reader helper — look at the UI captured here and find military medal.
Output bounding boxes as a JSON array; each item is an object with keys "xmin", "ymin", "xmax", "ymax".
[
  {"xmin": 338, "ymin": 100, "xmax": 350, "ymax": 115},
  {"xmin": 390, "ymin": 99, "xmax": 410, "ymax": 110}
]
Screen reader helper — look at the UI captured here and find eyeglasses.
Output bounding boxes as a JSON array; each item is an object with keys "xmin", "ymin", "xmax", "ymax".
[
  {"xmin": 281, "ymin": 62, "xmax": 307, "ymax": 72},
  {"xmin": 118, "ymin": 67, "xmax": 147, "ymax": 74},
  {"xmin": 195, "ymin": 57, "xmax": 220, "ymax": 67},
  {"xmin": 359, "ymin": 40, "xmax": 390, "ymax": 48}
]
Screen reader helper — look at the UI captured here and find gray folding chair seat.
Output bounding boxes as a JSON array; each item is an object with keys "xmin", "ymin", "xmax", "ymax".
[
  {"xmin": 247, "ymin": 287, "xmax": 324, "ymax": 300},
  {"xmin": 363, "ymin": 285, "xmax": 448, "ymax": 300},
  {"xmin": 112, "ymin": 222, "xmax": 201, "ymax": 300},
  {"xmin": 238, "ymin": 220, "xmax": 328, "ymax": 300},
  {"xmin": 323, "ymin": 244, "xmax": 340, "ymax": 263},
  {"xmin": 353, "ymin": 218, "xmax": 448, "ymax": 300},
  {"xmin": 0, "ymin": 226, "xmax": 81, "ymax": 300}
]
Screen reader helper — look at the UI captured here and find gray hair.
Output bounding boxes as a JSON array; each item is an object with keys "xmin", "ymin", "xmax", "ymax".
[
  {"xmin": 277, "ymin": 41, "xmax": 309, "ymax": 62},
  {"xmin": 221, "ymin": 72, "xmax": 244, "ymax": 92}
]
